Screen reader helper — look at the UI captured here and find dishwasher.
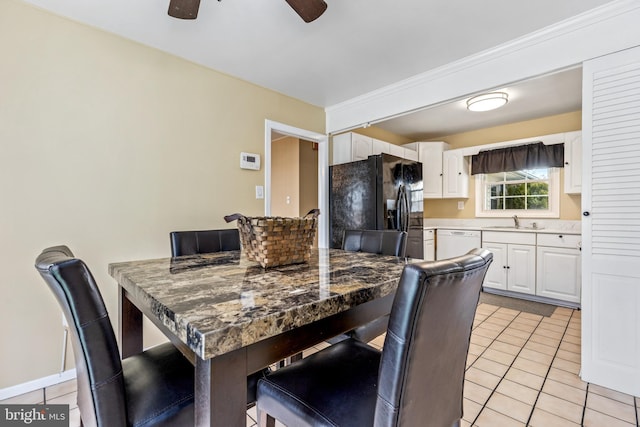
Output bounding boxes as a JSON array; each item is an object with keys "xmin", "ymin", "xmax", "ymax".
[{"xmin": 436, "ymin": 229, "xmax": 482, "ymax": 260}]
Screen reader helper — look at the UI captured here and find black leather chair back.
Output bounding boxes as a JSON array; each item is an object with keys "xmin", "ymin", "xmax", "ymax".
[
  {"xmin": 35, "ymin": 246, "xmax": 127, "ymax": 427},
  {"xmin": 342, "ymin": 229, "xmax": 407, "ymax": 257},
  {"xmin": 170, "ymin": 228, "xmax": 240, "ymax": 257},
  {"xmin": 375, "ymin": 248, "xmax": 492, "ymax": 427}
]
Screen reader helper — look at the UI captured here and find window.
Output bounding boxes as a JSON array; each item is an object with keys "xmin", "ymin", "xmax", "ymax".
[{"xmin": 475, "ymin": 167, "xmax": 560, "ymax": 218}]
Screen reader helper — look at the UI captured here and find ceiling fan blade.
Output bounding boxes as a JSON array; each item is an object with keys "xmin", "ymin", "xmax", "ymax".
[
  {"xmin": 168, "ymin": 0, "xmax": 200, "ymax": 19},
  {"xmin": 285, "ymin": 0, "xmax": 328, "ymax": 23}
]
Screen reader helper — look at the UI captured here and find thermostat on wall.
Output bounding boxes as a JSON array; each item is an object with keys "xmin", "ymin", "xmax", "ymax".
[{"xmin": 240, "ymin": 152, "xmax": 261, "ymax": 170}]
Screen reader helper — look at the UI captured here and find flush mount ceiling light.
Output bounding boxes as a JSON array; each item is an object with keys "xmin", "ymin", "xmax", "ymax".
[
  {"xmin": 466, "ymin": 92, "xmax": 509, "ymax": 112},
  {"xmin": 168, "ymin": 0, "xmax": 327, "ymax": 22}
]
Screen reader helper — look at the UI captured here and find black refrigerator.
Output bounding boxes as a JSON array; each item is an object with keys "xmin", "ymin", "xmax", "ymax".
[{"xmin": 329, "ymin": 154, "xmax": 424, "ymax": 259}]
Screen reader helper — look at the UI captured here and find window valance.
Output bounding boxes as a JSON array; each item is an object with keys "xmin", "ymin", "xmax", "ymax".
[{"xmin": 471, "ymin": 142, "xmax": 564, "ymax": 175}]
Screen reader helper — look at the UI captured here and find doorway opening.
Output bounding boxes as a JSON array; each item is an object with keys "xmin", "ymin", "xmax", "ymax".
[{"xmin": 264, "ymin": 120, "xmax": 328, "ymax": 248}]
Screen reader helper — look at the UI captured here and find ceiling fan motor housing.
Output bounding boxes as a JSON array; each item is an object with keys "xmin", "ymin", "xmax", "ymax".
[
  {"xmin": 168, "ymin": 0, "xmax": 201, "ymax": 19},
  {"xmin": 286, "ymin": 0, "xmax": 328, "ymax": 23}
]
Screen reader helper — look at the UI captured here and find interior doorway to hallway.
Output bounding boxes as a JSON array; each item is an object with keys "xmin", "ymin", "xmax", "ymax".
[
  {"xmin": 264, "ymin": 120, "xmax": 328, "ymax": 248},
  {"xmin": 270, "ymin": 134, "xmax": 319, "ymax": 246}
]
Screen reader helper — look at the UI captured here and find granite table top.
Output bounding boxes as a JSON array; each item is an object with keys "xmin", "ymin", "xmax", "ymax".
[{"xmin": 108, "ymin": 248, "xmax": 409, "ymax": 360}]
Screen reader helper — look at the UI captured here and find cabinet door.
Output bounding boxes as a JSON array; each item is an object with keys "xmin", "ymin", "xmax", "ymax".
[
  {"xmin": 536, "ymin": 246, "xmax": 581, "ymax": 303},
  {"xmin": 371, "ymin": 138, "xmax": 388, "ymax": 156},
  {"xmin": 442, "ymin": 150, "xmax": 469, "ymax": 198},
  {"xmin": 387, "ymin": 143, "xmax": 405, "ymax": 159},
  {"xmin": 352, "ymin": 133, "xmax": 373, "ymax": 161},
  {"xmin": 417, "ymin": 142, "xmax": 448, "ymax": 198},
  {"xmin": 507, "ymin": 244, "xmax": 536, "ymax": 295},
  {"xmin": 404, "ymin": 148, "xmax": 419, "ymax": 161},
  {"xmin": 482, "ymin": 242, "xmax": 508, "ymax": 290},
  {"xmin": 423, "ymin": 238, "xmax": 435, "ymax": 261},
  {"xmin": 564, "ymin": 131, "xmax": 582, "ymax": 194}
]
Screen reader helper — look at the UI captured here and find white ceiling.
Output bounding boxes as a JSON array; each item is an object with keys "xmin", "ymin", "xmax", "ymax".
[
  {"xmin": 23, "ymin": 0, "xmax": 615, "ymax": 137},
  {"xmin": 376, "ymin": 67, "xmax": 584, "ymax": 140}
]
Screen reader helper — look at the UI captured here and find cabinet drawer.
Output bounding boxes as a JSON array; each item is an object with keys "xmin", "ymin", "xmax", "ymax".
[
  {"xmin": 537, "ymin": 233, "xmax": 581, "ymax": 249},
  {"xmin": 423, "ymin": 229, "xmax": 434, "ymax": 240},
  {"xmin": 482, "ymin": 231, "xmax": 536, "ymax": 245}
]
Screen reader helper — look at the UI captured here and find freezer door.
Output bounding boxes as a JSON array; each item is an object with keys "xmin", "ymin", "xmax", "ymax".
[
  {"xmin": 329, "ymin": 160, "xmax": 377, "ymax": 248},
  {"xmin": 378, "ymin": 154, "xmax": 405, "ymax": 231},
  {"xmin": 404, "ymin": 158, "xmax": 424, "ymax": 259}
]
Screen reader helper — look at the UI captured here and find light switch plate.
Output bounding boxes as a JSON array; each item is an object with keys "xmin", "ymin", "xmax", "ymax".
[{"xmin": 256, "ymin": 185, "xmax": 264, "ymax": 199}]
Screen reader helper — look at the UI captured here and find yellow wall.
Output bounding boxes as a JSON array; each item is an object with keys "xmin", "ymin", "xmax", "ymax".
[
  {"xmin": 271, "ymin": 137, "xmax": 300, "ymax": 217},
  {"xmin": 424, "ymin": 111, "xmax": 582, "ymax": 219},
  {"xmin": 0, "ymin": 0, "xmax": 324, "ymax": 389},
  {"xmin": 299, "ymin": 140, "xmax": 319, "ymax": 218}
]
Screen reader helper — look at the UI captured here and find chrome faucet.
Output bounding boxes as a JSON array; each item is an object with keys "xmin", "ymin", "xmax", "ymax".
[{"xmin": 512, "ymin": 215, "xmax": 520, "ymax": 228}]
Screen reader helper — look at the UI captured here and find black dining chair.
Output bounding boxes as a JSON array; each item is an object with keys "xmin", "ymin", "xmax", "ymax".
[
  {"xmin": 336, "ymin": 229, "xmax": 408, "ymax": 343},
  {"xmin": 256, "ymin": 248, "xmax": 493, "ymax": 427},
  {"xmin": 170, "ymin": 228, "xmax": 240, "ymax": 257},
  {"xmin": 35, "ymin": 245, "xmax": 261, "ymax": 427},
  {"xmin": 342, "ymin": 229, "xmax": 407, "ymax": 258}
]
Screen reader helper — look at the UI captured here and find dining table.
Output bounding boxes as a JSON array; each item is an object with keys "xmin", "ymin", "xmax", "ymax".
[{"xmin": 108, "ymin": 248, "xmax": 410, "ymax": 427}]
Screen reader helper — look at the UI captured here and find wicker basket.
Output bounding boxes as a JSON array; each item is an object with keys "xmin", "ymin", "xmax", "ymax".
[{"xmin": 224, "ymin": 209, "xmax": 320, "ymax": 268}]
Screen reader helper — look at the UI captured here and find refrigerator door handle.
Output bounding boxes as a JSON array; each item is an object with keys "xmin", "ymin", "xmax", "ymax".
[
  {"xmin": 397, "ymin": 185, "xmax": 407, "ymax": 232},
  {"xmin": 402, "ymin": 187, "xmax": 410, "ymax": 232},
  {"xmin": 395, "ymin": 186, "xmax": 403, "ymax": 231}
]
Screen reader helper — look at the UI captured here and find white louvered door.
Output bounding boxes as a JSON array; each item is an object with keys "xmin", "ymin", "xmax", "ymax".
[{"xmin": 582, "ymin": 45, "xmax": 640, "ymax": 397}]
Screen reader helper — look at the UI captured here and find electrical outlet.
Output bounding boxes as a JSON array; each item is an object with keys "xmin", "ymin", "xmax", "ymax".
[{"xmin": 457, "ymin": 201, "xmax": 465, "ymax": 210}]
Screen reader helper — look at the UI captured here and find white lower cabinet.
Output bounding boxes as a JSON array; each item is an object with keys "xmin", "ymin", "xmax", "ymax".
[
  {"xmin": 483, "ymin": 242, "xmax": 536, "ymax": 294},
  {"xmin": 423, "ymin": 229, "xmax": 435, "ymax": 261},
  {"xmin": 536, "ymin": 234, "xmax": 581, "ymax": 304},
  {"xmin": 482, "ymin": 230, "xmax": 581, "ymax": 305},
  {"xmin": 482, "ymin": 231, "xmax": 537, "ymax": 295}
]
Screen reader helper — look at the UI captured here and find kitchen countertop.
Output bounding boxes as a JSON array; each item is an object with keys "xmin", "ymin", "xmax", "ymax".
[{"xmin": 423, "ymin": 218, "xmax": 581, "ymax": 235}]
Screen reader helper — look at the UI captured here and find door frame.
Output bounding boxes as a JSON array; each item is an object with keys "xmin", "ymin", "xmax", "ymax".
[{"xmin": 264, "ymin": 120, "xmax": 329, "ymax": 248}]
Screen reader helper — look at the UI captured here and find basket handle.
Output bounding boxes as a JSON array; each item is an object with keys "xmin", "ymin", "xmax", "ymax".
[
  {"xmin": 304, "ymin": 209, "xmax": 320, "ymax": 219},
  {"xmin": 224, "ymin": 213, "xmax": 245, "ymax": 223}
]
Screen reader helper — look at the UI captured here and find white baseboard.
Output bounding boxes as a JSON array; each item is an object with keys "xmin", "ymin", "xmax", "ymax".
[{"xmin": 0, "ymin": 369, "xmax": 77, "ymax": 401}]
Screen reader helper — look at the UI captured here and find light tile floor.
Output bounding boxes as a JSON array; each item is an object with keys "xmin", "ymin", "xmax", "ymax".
[{"xmin": 3, "ymin": 302, "xmax": 639, "ymax": 427}]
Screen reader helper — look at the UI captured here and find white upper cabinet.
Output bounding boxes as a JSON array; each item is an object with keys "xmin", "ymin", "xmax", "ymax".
[
  {"xmin": 371, "ymin": 138, "xmax": 388, "ymax": 156},
  {"xmin": 332, "ymin": 132, "xmax": 372, "ymax": 164},
  {"xmin": 406, "ymin": 141, "xmax": 469, "ymax": 199},
  {"xmin": 442, "ymin": 149, "xmax": 469, "ymax": 198},
  {"xmin": 333, "ymin": 132, "xmax": 418, "ymax": 164},
  {"xmin": 406, "ymin": 141, "xmax": 448, "ymax": 198},
  {"xmin": 563, "ymin": 130, "xmax": 582, "ymax": 194},
  {"xmin": 403, "ymin": 147, "xmax": 419, "ymax": 161},
  {"xmin": 386, "ymin": 143, "xmax": 405, "ymax": 159}
]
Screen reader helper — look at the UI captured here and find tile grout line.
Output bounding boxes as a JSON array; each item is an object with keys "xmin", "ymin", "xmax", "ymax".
[
  {"xmin": 523, "ymin": 310, "xmax": 575, "ymax": 426},
  {"xmin": 467, "ymin": 308, "xmax": 546, "ymax": 426},
  {"xmin": 581, "ymin": 383, "xmax": 589, "ymax": 426}
]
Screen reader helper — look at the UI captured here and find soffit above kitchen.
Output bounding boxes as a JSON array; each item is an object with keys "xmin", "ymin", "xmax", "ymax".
[
  {"xmin": 20, "ymin": 0, "xmax": 615, "ymax": 110},
  {"xmin": 375, "ymin": 67, "xmax": 583, "ymax": 140}
]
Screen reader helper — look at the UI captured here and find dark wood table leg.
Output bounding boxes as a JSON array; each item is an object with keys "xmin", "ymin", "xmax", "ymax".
[
  {"xmin": 195, "ymin": 349, "xmax": 247, "ymax": 427},
  {"xmin": 118, "ymin": 286, "xmax": 142, "ymax": 359}
]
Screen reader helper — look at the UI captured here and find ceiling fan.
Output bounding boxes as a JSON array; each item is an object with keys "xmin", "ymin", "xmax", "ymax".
[{"xmin": 168, "ymin": 0, "xmax": 328, "ymax": 22}]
